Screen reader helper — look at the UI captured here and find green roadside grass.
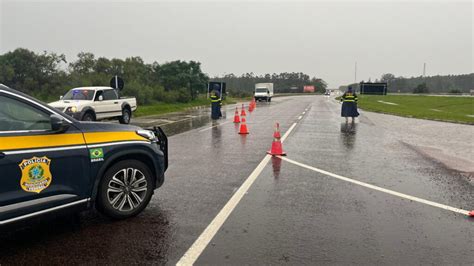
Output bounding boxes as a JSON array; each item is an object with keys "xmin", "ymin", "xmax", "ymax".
[
  {"xmin": 352, "ymin": 94, "xmax": 474, "ymax": 124},
  {"xmin": 134, "ymin": 97, "xmax": 239, "ymax": 117}
]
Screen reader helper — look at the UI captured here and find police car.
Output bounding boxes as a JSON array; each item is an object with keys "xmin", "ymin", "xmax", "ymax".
[{"xmin": 0, "ymin": 84, "xmax": 168, "ymax": 225}]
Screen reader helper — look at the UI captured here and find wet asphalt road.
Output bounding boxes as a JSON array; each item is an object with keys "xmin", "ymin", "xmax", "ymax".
[{"xmin": 0, "ymin": 96, "xmax": 473, "ymax": 265}]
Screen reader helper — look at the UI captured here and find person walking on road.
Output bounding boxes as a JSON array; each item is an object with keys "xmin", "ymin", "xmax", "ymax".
[{"xmin": 340, "ymin": 86, "xmax": 359, "ymax": 123}]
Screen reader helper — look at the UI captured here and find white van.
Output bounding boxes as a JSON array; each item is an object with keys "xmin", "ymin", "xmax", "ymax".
[{"xmin": 254, "ymin": 83, "xmax": 274, "ymax": 102}]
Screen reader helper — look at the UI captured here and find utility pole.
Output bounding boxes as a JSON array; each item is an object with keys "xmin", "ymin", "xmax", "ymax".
[{"xmin": 423, "ymin": 62, "xmax": 426, "ymax": 77}]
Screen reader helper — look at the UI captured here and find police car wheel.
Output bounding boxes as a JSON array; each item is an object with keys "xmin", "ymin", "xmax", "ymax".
[{"xmin": 97, "ymin": 160, "xmax": 153, "ymax": 219}]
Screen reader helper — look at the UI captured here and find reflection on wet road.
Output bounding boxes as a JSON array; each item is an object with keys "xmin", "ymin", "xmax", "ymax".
[
  {"xmin": 340, "ymin": 122, "xmax": 358, "ymax": 150},
  {"xmin": 1, "ymin": 96, "xmax": 472, "ymax": 265},
  {"xmin": 131, "ymin": 105, "xmax": 231, "ymax": 136}
]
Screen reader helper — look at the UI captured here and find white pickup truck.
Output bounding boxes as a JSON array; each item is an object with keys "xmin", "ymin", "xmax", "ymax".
[{"xmin": 49, "ymin": 87, "xmax": 137, "ymax": 124}]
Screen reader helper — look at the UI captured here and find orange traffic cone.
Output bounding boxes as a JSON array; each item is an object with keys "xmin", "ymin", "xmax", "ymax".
[
  {"xmin": 238, "ymin": 116, "xmax": 249, "ymax": 134},
  {"xmin": 233, "ymin": 107, "xmax": 240, "ymax": 123},
  {"xmin": 267, "ymin": 122, "xmax": 286, "ymax": 156},
  {"xmin": 252, "ymin": 98, "xmax": 257, "ymax": 109},
  {"xmin": 273, "ymin": 124, "xmax": 281, "ymax": 139},
  {"xmin": 240, "ymin": 104, "xmax": 246, "ymax": 116},
  {"xmin": 248, "ymin": 102, "xmax": 254, "ymax": 112}
]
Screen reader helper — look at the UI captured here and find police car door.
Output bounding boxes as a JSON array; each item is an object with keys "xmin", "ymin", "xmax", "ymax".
[{"xmin": 0, "ymin": 92, "xmax": 90, "ymax": 225}]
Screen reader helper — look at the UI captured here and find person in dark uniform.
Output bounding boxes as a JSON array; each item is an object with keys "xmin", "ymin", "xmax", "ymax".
[
  {"xmin": 215, "ymin": 90, "xmax": 223, "ymax": 118},
  {"xmin": 210, "ymin": 90, "xmax": 221, "ymax": 119},
  {"xmin": 340, "ymin": 86, "xmax": 359, "ymax": 123}
]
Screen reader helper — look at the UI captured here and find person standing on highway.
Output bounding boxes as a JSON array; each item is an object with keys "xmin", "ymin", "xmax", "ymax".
[
  {"xmin": 210, "ymin": 90, "xmax": 221, "ymax": 119},
  {"xmin": 340, "ymin": 86, "xmax": 359, "ymax": 123}
]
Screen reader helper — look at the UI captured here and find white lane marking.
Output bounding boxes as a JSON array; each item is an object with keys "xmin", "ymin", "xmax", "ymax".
[
  {"xmin": 279, "ymin": 157, "xmax": 471, "ymax": 216},
  {"xmin": 302, "ymin": 112, "xmax": 306, "ymax": 115},
  {"xmin": 198, "ymin": 121, "xmax": 232, "ymax": 132},
  {"xmin": 165, "ymin": 118, "xmax": 193, "ymax": 125},
  {"xmin": 177, "ymin": 122, "xmax": 299, "ymax": 266},
  {"xmin": 144, "ymin": 117, "xmax": 194, "ymax": 127},
  {"xmin": 281, "ymin": 122, "xmax": 297, "ymax": 142},
  {"xmin": 298, "ymin": 115, "xmax": 303, "ymax": 120},
  {"xmin": 177, "ymin": 155, "xmax": 271, "ymax": 266},
  {"xmin": 143, "ymin": 119, "xmax": 162, "ymax": 124}
]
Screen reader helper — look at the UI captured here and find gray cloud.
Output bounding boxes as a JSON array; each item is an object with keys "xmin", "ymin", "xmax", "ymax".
[{"xmin": 1, "ymin": 0, "xmax": 472, "ymax": 87}]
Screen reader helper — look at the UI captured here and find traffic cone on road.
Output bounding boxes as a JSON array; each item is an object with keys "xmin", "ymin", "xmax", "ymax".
[
  {"xmin": 267, "ymin": 122, "xmax": 286, "ymax": 156},
  {"xmin": 248, "ymin": 102, "xmax": 254, "ymax": 113},
  {"xmin": 240, "ymin": 104, "xmax": 246, "ymax": 116},
  {"xmin": 273, "ymin": 123, "xmax": 281, "ymax": 139},
  {"xmin": 238, "ymin": 116, "xmax": 249, "ymax": 134},
  {"xmin": 252, "ymin": 98, "xmax": 257, "ymax": 109},
  {"xmin": 233, "ymin": 107, "xmax": 240, "ymax": 123}
]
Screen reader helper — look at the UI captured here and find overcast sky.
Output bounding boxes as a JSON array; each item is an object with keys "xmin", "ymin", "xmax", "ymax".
[{"xmin": 1, "ymin": 0, "xmax": 472, "ymax": 88}]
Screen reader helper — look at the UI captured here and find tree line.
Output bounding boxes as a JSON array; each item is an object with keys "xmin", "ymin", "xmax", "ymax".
[
  {"xmin": 0, "ymin": 48, "xmax": 209, "ymax": 104},
  {"xmin": 0, "ymin": 48, "xmax": 328, "ymax": 105},
  {"xmin": 341, "ymin": 73, "xmax": 473, "ymax": 94},
  {"xmin": 213, "ymin": 72, "xmax": 327, "ymax": 97}
]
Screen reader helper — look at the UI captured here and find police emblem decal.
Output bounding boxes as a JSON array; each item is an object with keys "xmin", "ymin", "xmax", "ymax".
[{"xmin": 19, "ymin": 156, "xmax": 52, "ymax": 193}]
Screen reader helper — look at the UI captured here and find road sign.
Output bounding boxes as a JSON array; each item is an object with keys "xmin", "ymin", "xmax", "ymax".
[{"xmin": 110, "ymin": 76, "xmax": 124, "ymax": 91}]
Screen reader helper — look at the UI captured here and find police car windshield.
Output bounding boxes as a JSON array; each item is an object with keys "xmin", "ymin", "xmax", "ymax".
[
  {"xmin": 62, "ymin": 89, "xmax": 95, "ymax": 100},
  {"xmin": 256, "ymin": 88, "xmax": 268, "ymax": 93}
]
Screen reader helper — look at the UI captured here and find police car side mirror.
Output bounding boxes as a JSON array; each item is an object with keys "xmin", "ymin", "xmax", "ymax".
[{"xmin": 50, "ymin": 114, "xmax": 70, "ymax": 133}]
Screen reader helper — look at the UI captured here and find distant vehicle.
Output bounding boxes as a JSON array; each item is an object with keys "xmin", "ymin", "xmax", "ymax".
[
  {"xmin": 0, "ymin": 84, "xmax": 168, "ymax": 224},
  {"xmin": 254, "ymin": 83, "xmax": 274, "ymax": 102},
  {"xmin": 304, "ymin": 85, "xmax": 315, "ymax": 93},
  {"xmin": 49, "ymin": 87, "xmax": 137, "ymax": 124}
]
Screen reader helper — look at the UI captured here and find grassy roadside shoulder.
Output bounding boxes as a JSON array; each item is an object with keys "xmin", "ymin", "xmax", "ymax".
[
  {"xmin": 134, "ymin": 97, "xmax": 240, "ymax": 117},
  {"xmin": 349, "ymin": 95, "xmax": 474, "ymax": 124}
]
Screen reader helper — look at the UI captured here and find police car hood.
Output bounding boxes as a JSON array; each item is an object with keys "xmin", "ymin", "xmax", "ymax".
[{"xmin": 76, "ymin": 121, "xmax": 143, "ymax": 133}]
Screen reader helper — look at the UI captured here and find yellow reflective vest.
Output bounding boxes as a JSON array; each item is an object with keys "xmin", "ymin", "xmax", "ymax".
[
  {"xmin": 210, "ymin": 95, "xmax": 220, "ymax": 103},
  {"xmin": 341, "ymin": 93, "xmax": 358, "ymax": 103}
]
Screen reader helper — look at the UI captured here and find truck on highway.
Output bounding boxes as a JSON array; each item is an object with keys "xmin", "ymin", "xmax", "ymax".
[
  {"xmin": 254, "ymin": 83, "xmax": 274, "ymax": 102},
  {"xmin": 0, "ymin": 84, "xmax": 168, "ymax": 224},
  {"xmin": 49, "ymin": 86, "xmax": 137, "ymax": 124}
]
